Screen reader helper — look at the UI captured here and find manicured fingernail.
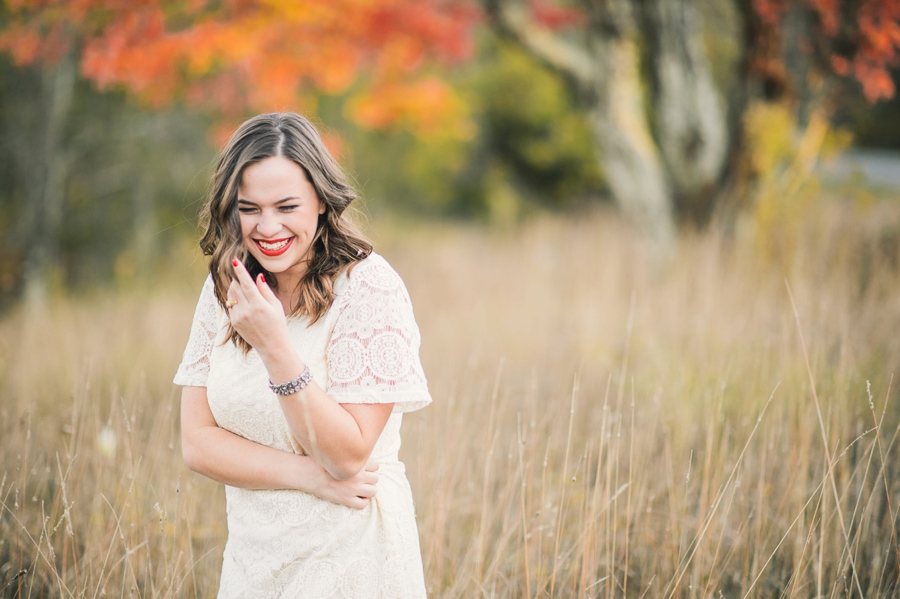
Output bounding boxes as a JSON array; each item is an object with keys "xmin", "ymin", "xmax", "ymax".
[
  {"xmin": 232, "ymin": 259, "xmax": 239, "ymax": 267},
  {"xmin": 259, "ymin": 274, "xmax": 266, "ymax": 283}
]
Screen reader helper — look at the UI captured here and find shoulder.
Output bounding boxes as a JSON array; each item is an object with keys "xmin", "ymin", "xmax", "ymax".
[
  {"xmin": 200, "ymin": 273, "xmax": 215, "ymax": 295},
  {"xmin": 334, "ymin": 252, "xmax": 405, "ymax": 297},
  {"xmin": 192, "ymin": 273, "xmax": 223, "ymax": 323},
  {"xmin": 198, "ymin": 273, "xmax": 219, "ymax": 307},
  {"xmin": 327, "ymin": 252, "xmax": 423, "ymax": 346}
]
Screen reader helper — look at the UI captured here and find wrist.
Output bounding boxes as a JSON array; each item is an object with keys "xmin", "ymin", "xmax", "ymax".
[
  {"xmin": 291, "ymin": 454, "xmax": 325, "ymax": 493},
  {"xmin": 269, "ymin": 365, "xmax": 313, "ymax": 395},
  {"xmin": 255, "ymin": 334, "xmax": 296, "ymax": 363}
]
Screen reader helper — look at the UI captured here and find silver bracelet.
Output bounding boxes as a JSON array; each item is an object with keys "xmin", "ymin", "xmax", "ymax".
[{"xmin": 268, "ymin": 365, "xmax": 313, "ymax": 396}]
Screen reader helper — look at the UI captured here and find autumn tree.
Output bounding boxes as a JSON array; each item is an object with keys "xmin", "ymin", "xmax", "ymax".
[
  {"xmin": 2, "ymin": 0, "xmax": 898, "ymax": 297},
  {"xmin": 0, "ymin": 0, "xmax": 478, "ymax": 303},
  {"xmin": 485, "ymin": 0, "xmax": 900, "ymax": 244}
]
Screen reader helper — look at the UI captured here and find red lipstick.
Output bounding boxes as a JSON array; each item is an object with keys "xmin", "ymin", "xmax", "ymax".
[{"xmin": 254, "ymin": 237, "xmax": 294, "ymax": 256}]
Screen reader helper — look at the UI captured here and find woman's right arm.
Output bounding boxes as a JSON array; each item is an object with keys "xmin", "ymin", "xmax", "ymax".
[{"xmin": 180, "ymin": 385, "xmax": 378, "ymax": 510}]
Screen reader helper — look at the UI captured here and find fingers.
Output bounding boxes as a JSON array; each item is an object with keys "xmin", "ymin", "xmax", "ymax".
[
  {"xmin": 343, "ymin": 486, "xmax": 375, "ymax": 510},
  {"xmin": 356, "ymin": 485, "xmax": 377, "ymax": 500},
  {"xmin": 255, "ymin": 273, "xmax": 282, "ymax": 309},
  {"xmin": 364, "ymin": 460, "xmax": 380, "ymax": 472},
  {"xmin": 231, "ymin": 258, "xmax": 260, "ymax": 294},
  {"xmin": 349, "ymin": 496, "xmax": 369, "ymax": 510},
  {"xmin": 346, "ymin": 472, "xmax": 379, "ymax": 510},
  {"xmin": 345, "ymin": 484, "xmax": 378, "ymax": 510},
  {"xmin": 227, "ymin": 279, "xmax": 247, "ymax": 305},
  {"xmin": 226, "ymin": 280, "xmax": 251, "ymax": 319},
  {"xmin": 228, "ymin": 259, "xmax": 271, "ymax": 313}
]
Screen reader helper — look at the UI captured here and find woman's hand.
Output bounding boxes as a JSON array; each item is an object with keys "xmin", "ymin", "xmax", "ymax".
[
  {"xmin": 308, "ymin": 459, "xmax": 380, "ymax": 510},
  {"xmin": 226, "ymin": 259, "xmax": 391, "ymax": 483},
  {"xmin": 182, "ymin": 386, "xmax": 380, "ymax": 506},
  {"xmin": 227, "ymin": 258, "xmax": 291, "ymax": 358}
]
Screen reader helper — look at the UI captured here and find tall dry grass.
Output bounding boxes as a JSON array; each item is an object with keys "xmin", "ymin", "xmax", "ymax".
[{"xmin": 2, "ymin": 200, "xmax": 900, "ymax": 598}]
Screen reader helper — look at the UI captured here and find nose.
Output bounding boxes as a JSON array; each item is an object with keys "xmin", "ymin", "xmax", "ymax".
[{"xmin": 256, "ymin": 210, "xmax": 282, "ymax": 238}]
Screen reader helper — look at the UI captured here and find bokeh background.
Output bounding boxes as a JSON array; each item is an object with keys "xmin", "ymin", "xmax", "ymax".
[{"xmin": 2, "ymin": 0, "xmax": 900, "ymax": 597}]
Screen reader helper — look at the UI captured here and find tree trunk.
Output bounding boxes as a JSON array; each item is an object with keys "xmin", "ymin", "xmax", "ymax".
[
  {"xmin": 19, "ymin": 54, "xmax": 76, "ymax": 307},
  {"xmin": 486, "ymin": 0, "xmax": 732, "ymax": 245},
  {"xmin": 586, "ymin": 36, "xmax": 676, "ymax": 246},
  {"xmin": 641, "ymin": 0, "xmax": 729, "ymax": 224}
]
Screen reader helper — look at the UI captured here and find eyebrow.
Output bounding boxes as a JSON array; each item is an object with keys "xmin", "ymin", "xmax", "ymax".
[{"xmin": 237, "ymin": 196, "xmax": 302, "ymax": 206}]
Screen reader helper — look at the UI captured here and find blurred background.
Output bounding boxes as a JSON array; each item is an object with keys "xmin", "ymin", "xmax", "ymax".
[
  {"xmin": 3, "ymin": 1, "xmax": 900, "ymax": 597},
  {"xmin": 0, "ymin": 0, "xmax": 898, "ymax": 305}
]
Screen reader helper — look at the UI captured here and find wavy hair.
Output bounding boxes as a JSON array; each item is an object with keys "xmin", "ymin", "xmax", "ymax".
[{"xmin": 198, "ymin": 113, "xmax": 372, "ymax": 353}]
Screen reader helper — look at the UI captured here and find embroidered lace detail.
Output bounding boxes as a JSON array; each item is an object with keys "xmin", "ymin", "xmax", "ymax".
[
  {"xmin": 173, "ymin": 254, "xmax": 430, "ymax": 598},
  {"xmin": 327, "ymin": 255, "xmax": 432, "ymax": 413},
  {"xmin": 217, "ymin": 460, "xmax": 425, "ymax": 599},
  {"xmin": 173, "ymin": 275, "xmax": 220, "ymax": 387}
]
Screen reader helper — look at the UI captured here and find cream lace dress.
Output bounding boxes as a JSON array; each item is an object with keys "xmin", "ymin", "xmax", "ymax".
[{"xmin": 174, "ymin": 253, "xmax": 431, "ymax": 599}]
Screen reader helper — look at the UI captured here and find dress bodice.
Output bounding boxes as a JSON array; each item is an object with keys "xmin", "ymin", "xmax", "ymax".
[
  {"xmin": 174, "ymin": 252, "xmax": 431, "ymax": 460},
  {"xmin": 173, "ymin": 253, "xmax": 431, "ymax": 599},
  {"xmin": 206, "ymin": 314, "xmax": 405, "ymax": 461}
]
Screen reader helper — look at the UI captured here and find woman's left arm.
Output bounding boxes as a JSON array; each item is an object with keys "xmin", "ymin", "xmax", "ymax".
[{"xmin": 226, "ymin": 259, "xmax": 393, "ymax": 481}]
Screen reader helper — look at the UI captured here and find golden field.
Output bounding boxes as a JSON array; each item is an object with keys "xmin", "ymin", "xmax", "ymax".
[{"xmin": 2, "ymin": 202, "xmax": 900, "ymax": 598}]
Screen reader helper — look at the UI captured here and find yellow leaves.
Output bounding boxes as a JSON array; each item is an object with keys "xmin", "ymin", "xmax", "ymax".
[
  {"xmin": 744, "ymin": 102, "xmax": 795, "ymax": 181},
  {"xmin": 257, "ymin": 0, "xmax": 332, "ymax": 24},
  {"xmin": 744, "ymin": 100, "xmax": 852, "ymax": 266}
]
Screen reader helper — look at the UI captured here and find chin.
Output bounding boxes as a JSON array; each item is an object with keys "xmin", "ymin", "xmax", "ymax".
[
  {"xmin": 254, "ymin": 250, "xmax": 308, "ymax": 275},
  {"xmin": 253, "ymin": 256, "xmax": 289, "ymax": 272}
]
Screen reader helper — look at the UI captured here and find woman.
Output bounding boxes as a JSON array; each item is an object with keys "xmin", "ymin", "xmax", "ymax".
[{"xmin": 174, "ymin": 112, "xmax": 431, "ymax": 598}]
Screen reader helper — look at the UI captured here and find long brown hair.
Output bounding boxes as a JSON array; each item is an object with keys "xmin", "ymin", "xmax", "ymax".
[{"xmin": 198, "ymin": 113, "xmax": 372, "ymax": 353}]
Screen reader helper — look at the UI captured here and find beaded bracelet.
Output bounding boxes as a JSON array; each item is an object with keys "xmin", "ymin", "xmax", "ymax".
[{"xmin": 268, "ymin": 365, "xmax": 313, "ymax": 396}]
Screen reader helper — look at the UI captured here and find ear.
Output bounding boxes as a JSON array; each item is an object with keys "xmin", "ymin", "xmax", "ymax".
[{"xmin": 318, "ymin": 201, "xmax": 327, "ymax": 215}]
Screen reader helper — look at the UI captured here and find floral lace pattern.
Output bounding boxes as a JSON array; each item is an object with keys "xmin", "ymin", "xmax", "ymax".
[
  {"xmin": 173, "ymin": 253, "xmax": 430, "ymax": 598},
  {"xmin": 173, "ymin": 276, "xmax": 220, "ymax": 387},
  {"xmin": 327, "ymin": 255, "xmax": 431, "ymax": 412}
]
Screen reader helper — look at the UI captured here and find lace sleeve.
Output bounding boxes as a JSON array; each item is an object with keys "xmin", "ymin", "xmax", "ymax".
[
  {"xmin": 173, "ymin": 275, "xmax": 221, "ymax": 387},
  {"xmin": 326, "ymin": 256, "xmax": 432, "ymax": 413}
]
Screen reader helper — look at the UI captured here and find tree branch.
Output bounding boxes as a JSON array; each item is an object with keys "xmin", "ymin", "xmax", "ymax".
[{"xmin": 484, "ymin": 0, "xmax": 596, "ymax": 93}]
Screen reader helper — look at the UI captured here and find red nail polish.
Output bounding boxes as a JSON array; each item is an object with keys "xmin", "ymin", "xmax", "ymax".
[
  {"xmin": 260, "ymin": 274, "xmax": 266, "ymax": 284},
  {"xmin": 232, "ymin": 259, "xmax": 239, "ymax": 267}
]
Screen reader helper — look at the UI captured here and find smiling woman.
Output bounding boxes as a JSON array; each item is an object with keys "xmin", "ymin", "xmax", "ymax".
[
  {"xmin": 174, "ymin": 113, "xmax": 432, "ymax": 598},
  {"xmin": 238, "ymin": 156, "xmax": 326, "ymax": 284}
]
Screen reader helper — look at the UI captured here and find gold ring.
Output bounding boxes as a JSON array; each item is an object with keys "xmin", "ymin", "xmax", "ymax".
[{"xmin": 225, "ymin": 299, "xmax": 238, "ymax": 308}]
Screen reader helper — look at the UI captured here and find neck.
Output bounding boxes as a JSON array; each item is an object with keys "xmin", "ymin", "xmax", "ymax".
[
  {"xmin": 270, "ymin": 247, "xmax": 315, "ymax": 314},
  {"xmin": 273, "ymin": 272, "xmax": 300, "ymax": 314}
]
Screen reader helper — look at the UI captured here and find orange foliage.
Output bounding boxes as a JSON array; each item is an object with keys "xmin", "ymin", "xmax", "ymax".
[
  {"xmin": 853, "ymin": 0, "xmax": 900, "ymax": 100},
  {"xmin": 0, "ymin": 0, "xmax": 480, "ymax": 135},
  {"xmin": 348, "ymin": 77, "xmax": 473, "ymax": 138},
  {"xmin": 806, "ymin": 0, "xmax": 900, "ymax": 101},
  {"xmin": 754, "ymin": 0, "xmax": 900, "ymax": 102}
]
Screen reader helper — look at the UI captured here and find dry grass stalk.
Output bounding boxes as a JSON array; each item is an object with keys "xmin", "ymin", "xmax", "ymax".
[{"xmin": 2, "ymin": 202, "xmax": 900, "ymax": 598}]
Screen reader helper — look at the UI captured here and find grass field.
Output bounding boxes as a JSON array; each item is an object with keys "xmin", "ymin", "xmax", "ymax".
[{"xmin": 2, "ymin": 201, "xmax": 900, "ymax": 598}]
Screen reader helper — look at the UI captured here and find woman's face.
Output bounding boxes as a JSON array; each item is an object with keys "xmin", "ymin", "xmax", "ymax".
[{"xmin": 238, "ymin": 155, "xmax": 326, "ymax": 284}]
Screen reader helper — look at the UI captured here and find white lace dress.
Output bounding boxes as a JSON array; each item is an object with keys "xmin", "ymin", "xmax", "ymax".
[{"xmin": 174, "ymin": 253, "xmax": 431, "ymax": 599}]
